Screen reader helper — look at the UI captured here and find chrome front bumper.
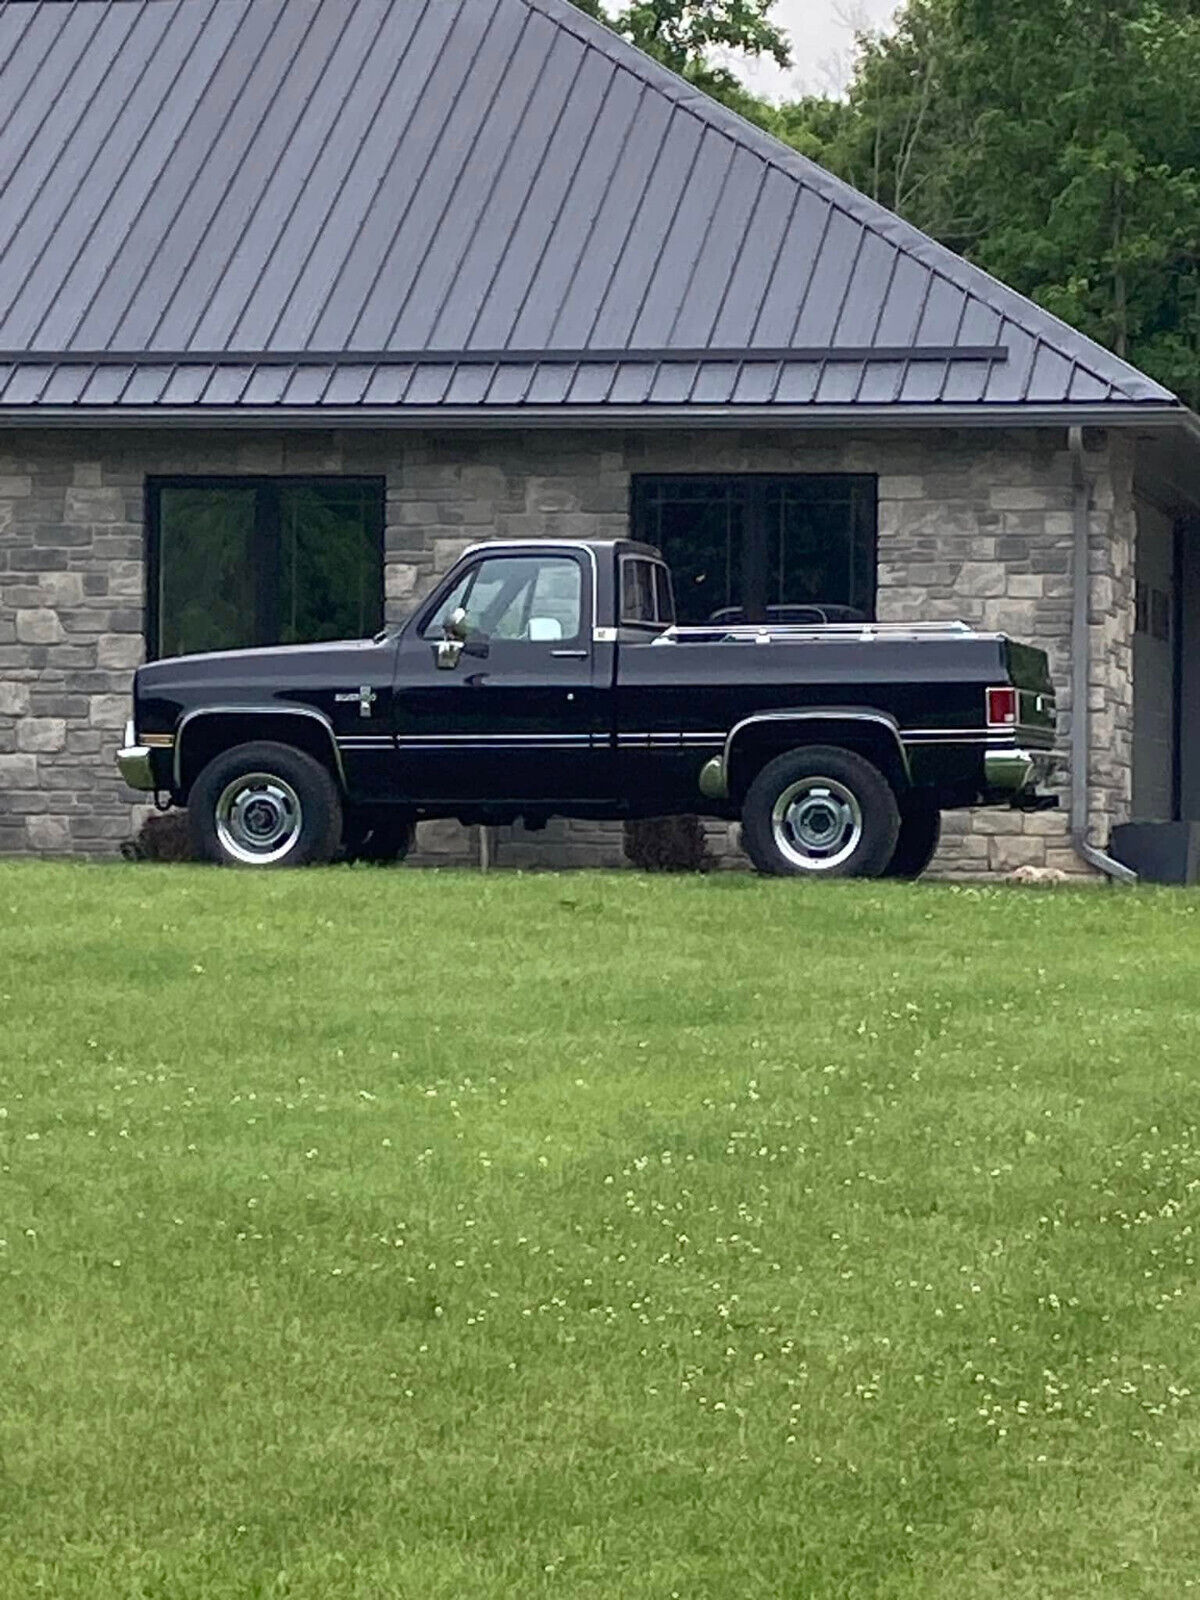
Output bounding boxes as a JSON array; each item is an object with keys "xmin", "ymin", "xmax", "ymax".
[
  {"xmin": 698, "ymin": 755, "xmax": 729, "ymax": 801},
  {"xmin": 117, "ymin": 719, "xmax": 156, "ymax": 792},
  {"xmin": 117, "ymin": 742, "xmax": 156, "ymax": 791},
  {"xmin": 985, "ymin": 747, "xmax": 1060, "ymax": 796}
]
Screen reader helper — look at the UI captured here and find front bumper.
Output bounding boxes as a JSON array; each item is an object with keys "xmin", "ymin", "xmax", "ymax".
[
  {"xmin": 117, "ymin": 742, "xmax": 156, "ymax": 792},
  {"xmin": 117, "ymin": 719, "xmax": 156, "ymax": 792},
  {"xmin": 698, "ymin": 755, "xmax": 728, "ymax": 801},
  {"xmin": 985, "ymin": 747, "xmax": 1061, "ymax": 797}
]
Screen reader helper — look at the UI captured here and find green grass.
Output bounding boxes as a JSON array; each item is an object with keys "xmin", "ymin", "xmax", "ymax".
[{"xmin": 3, "ymin": 864, "xmax": 1200, "ymax": 1598}]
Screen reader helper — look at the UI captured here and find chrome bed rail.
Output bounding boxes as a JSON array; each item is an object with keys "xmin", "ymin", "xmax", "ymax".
[{"xmin": 651, "ymin": 621, "xmax": 980, "ymax": 646}]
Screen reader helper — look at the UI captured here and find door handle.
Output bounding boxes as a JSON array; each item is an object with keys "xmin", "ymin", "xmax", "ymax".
[{"xmin": 551, "ymin": 649, "xmax": 588, "ymax": 659}]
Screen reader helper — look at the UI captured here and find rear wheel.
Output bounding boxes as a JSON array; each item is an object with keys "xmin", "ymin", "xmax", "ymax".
[
  {"xmin": 882, "ymin": 799, "xmax": 942, "ymax": 879},
  {"xmin": 740, "ymin": 745, "xmax": 901, "ymax": 879},
  {"xmin": 188, "ymin": 741, "xmax": 342, "ymax": 868}
]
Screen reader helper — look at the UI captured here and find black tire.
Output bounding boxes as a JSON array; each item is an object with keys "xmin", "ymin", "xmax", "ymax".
[
  {"xmin": 188, "ymin": 741, "xmax": 343, "ymax": 868},
  {"xmin": 882, "ymin": 800, "xmax": 942, "ymax": 880},
  {"xmin": 342, "ymin": 811, "xmax": 417, "ymax": 866},
  {"xmin": 740, "ymin": 745, "xmax": 902, "ymax": 879}
]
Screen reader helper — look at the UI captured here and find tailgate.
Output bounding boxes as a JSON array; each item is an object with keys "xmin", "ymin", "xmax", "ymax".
[{"xmin": 1004, "ymin": 639, "xmax": 1057, "ymax": 738}]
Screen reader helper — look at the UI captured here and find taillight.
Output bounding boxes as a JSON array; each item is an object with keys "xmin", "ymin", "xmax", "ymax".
[{"xmin": 987, "ymin": 686, "xmax": 1018, "ymax": 728}]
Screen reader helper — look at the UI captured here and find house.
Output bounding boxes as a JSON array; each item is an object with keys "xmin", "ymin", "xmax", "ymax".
[{"xmin": 0, "ymin": 0, "xmax": 1197, "ymax": 876}]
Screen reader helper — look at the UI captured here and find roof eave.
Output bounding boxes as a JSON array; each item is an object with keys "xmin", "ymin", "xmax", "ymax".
[{"xmin": 0, "ymin": 401, "xmax": 1190, "ymax": 431}]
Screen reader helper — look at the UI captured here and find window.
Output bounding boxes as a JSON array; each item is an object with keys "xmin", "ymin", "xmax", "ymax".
[
  {"xmin": 422, "ymin": 553, "xmax": 584, "ymax": 644},
  {"xmin": 622, "ymin": 558, "xmax": 655, "ymax": 623},
  {"xmin": 621, "ymin": 557, "xmax": 675, "ymax": 626},
  {"xmin": 654, "ymin": 563, "xmax": 675, "ymax": 625},
  {"xmin": 631, "ymin": 475, "xmax": 877, "ymax": 626},
  {"xmin": 147, "ymin": 478, "xmax": 385, "ymax": 659}
]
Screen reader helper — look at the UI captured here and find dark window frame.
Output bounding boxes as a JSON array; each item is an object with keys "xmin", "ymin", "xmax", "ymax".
[
  {"xmin": 629, "ymin": 472, "xmax": 878, "ymax": 625},
  {"xmin": 145, "ymin": 475, "xmax": 386, "ymax": 661}
]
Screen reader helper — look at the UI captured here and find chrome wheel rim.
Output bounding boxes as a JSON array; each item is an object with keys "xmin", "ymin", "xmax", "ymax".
[
  {"xmin": 214, "ymin": 772, "xmax": 303, "ymax": 865},
  {"xmin": 771, "ymin": 777, "xmax": 863, "ymax": 872}
]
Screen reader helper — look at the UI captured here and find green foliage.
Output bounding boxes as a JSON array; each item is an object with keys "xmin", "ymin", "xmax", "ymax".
[
  {"xmin": 783, "ymin": 0, "xmax": 1200, "ymax": 405},
  {"xmin": 568, "ymin": 0, "xmax": 789, "ymax": 127},
  {"xmin": 5, "ymin": 864, "xmax": 1200, "ymax": 1595},
  {"xmin": 615, "ymin": 0, "xmax": 790, "ymax": 74},
  {"xmin": 570, "ymin": 0, "xmax": 1200, "ymax": 400},
  {"xmin": 770, "ymin": 93, "xmax": 859, "ymax": 164}
]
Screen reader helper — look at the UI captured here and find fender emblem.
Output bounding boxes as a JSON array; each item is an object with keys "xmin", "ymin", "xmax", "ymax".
[{"xmin": 335, "ymin": 685, "xmax": 378, "ymax": 718}]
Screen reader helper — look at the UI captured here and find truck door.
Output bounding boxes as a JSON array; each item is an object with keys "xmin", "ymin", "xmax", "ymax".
[{"xmin": 391, "ymin": 547, "xmax": 613, "ymax": 806}]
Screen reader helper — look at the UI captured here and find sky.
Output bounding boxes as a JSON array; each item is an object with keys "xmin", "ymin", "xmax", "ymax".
[{"xmin": 731, "ymin": 0, "xmax": 900, "ymax": 99}]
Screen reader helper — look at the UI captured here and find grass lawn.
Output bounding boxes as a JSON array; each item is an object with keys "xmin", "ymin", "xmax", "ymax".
[{"xmin": 3, "ymin": 863, "xmax": 1200, "ymax": 1598}]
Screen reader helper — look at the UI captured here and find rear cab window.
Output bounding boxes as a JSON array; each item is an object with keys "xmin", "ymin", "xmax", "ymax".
[{"xmin": 620, "ymin": 556, "xmax": 675, "ymax": 631}]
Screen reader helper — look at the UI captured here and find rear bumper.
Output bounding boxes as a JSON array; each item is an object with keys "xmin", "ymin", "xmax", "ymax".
[{"xmin": 984, "ymin": 747, "xmax": 1060, "ymax": 798}]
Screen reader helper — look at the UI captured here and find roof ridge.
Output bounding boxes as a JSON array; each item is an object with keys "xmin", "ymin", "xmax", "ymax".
[{"xmin": 522, "ymin": 0, "xmax": 1175, "ymax": 406}]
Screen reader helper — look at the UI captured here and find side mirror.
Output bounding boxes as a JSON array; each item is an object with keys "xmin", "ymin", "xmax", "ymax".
[
  {"xmin": 527, "ymin": 616, "xmax": 564, "ymax": 642},
  {"xmin": 434, "ymin": 608, "xmax": 489, "ymax": 670},
  {"xmin": 435, "ymin": 608, "xmax": 469, "ymax": 669}
]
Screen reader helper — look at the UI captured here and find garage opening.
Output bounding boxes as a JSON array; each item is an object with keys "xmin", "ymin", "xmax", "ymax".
[
  {"xmin": 1132, "ymin": 504, "xmax": 1200, "ymax": 824},
  {"xmin": 1133, "ymin": 500, "xmax": 1179, "ymax": 821},
  {"xmin": 1179, "ymin": 519, "xmax": 1200, "ymax": 821}
]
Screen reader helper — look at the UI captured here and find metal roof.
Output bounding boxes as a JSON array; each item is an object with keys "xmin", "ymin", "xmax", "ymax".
[{"xmin": 0, "ymin": 0, "xmax": 1184, "ymax": 421}]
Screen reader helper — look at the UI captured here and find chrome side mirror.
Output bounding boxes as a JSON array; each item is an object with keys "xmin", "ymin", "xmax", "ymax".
[
  {"xmin": 434, "ymin": 608, "xmax": 470, "ymax": 670},
  {"xmin": 434, "ymin": 608, "xmax": 488, "ymax": 670},
  {"xmin": 445, "ymin": 607, "xmax": 470, "ymax": 642}
]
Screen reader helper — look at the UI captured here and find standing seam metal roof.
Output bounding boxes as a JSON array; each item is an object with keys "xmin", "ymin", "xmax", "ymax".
[{"xmin": 0, "ymin": 0, "xmax": 1183, "ymax": 417}]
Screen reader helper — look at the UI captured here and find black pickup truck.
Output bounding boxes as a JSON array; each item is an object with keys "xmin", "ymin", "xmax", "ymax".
[{"xmin": 118, "ymin": 537, "xmax": 1059, "ymax": 879}]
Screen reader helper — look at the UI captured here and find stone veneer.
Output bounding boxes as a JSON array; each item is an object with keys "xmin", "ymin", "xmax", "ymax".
[{"xmin": 0, "ymin": 426, "xmax": 1136, "ymax": 874}]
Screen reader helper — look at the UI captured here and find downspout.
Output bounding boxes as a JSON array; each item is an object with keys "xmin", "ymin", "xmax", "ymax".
[{"xmin": 1069, "ymin": 425, "xmax": 1137, "ymax": 883}]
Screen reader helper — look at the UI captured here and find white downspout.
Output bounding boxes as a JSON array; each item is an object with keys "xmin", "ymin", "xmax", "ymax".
[{"xmin": 1069, "ymin": 426, "xmax": 1137, "ymax": 883}]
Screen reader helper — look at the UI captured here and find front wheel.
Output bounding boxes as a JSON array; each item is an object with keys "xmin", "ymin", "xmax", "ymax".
[
  {"xmin": 740, "ymin": 746, "xmax": 901, "ymax": 879},
  {"xmin": 188, "ymin": 742, "xmax": 343, "ymax": 868}
]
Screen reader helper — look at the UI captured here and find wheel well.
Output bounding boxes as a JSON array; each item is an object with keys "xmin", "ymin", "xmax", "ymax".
[
  {"xmin": 175, "ymin": 714, "xmax": 343, "ymax": 802},
  {"xmin": 726, "ymin": 719, "xmax": 910, "ymax": 806}
]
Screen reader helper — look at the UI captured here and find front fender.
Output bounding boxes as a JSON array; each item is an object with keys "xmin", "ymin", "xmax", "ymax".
[{"xmin": 173, "ymin": 706, "xmax": 347, "ymax": 796}]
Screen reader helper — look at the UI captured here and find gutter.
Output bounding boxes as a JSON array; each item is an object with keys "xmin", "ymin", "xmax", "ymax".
[
  {"xmin": 1069, "ymin": 425, "xmax": 1137, "ymax": 883},
  {"xmin": 0, "ymin": 402, "xmax": 1187, "ymax": 431}
]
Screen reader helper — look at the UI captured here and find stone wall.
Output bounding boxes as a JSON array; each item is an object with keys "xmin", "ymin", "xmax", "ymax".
[
  {"xmin": 0, "ymin": 425, "xmax": 1136, "ymax": 872},
  {"xmin": 874, "ymin": 426, "xmax": 1135, "ymax": 875}
]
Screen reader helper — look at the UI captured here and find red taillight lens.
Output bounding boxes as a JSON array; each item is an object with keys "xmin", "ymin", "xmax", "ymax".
[{"xmin": 987, "ymin": 686, "xmax": 1018, "ymax": 727}]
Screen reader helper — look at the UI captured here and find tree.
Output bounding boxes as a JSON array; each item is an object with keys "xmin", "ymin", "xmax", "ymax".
[
  {"xmin": 782, "ymin": 0, "xmax": 1200, "ymax": 406},
  {"xmin": 569, "ymin": 0, "xmax": 791, "ymax": 126}
]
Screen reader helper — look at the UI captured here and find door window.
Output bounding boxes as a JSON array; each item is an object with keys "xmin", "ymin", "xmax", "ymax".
[{"xmin": 423, "ymin": 553, "xmax": 584, "ymax": 643}]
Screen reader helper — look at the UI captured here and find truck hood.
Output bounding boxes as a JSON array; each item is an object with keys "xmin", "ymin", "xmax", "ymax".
[{"xmin": 137, "ymin": 637, "xmax": 382, "ymax": 690}]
